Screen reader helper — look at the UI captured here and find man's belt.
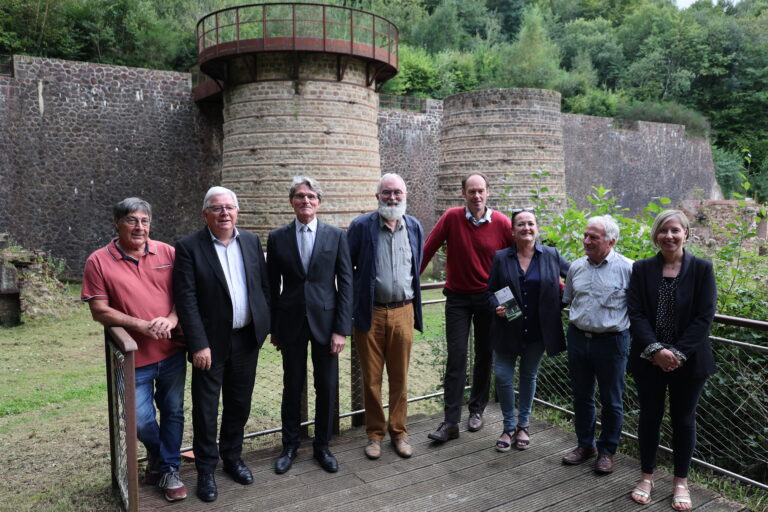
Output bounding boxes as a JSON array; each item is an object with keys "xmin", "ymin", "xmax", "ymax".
[
  {"xmin": 232, "ymin": 322, "xmax": 252, "ymax": 334},
  {"xmin": 573, "ymin": 325, "xmax": 621, "ymax": 339},
  {"xmin": 374, "ymin": 299, "xmax": 413, "ymax": 309}
]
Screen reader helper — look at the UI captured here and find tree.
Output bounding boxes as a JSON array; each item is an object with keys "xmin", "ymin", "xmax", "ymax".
[
  {"xmin": 495, "ymin": 5, "xmax": 562, "ymax": 89},
  {"xmin": 559, "ymin": 17, "xmax": 626, "ymax": 88}
]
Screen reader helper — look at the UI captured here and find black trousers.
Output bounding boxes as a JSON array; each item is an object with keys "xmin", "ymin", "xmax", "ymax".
[
  {"xmin": 280, "ymin": 320, "xmax": 338, "ymax": 451},
  {"xmin": 442, "ymin": 289, "xmax": 494, "ymax": 424},
  {"xmin": 191, "ymin": 328, "xmax": 259, "ymax": 473},
  {"xmin": 635, "ymin": 371, "xmax": 707, "ymax": 478}
]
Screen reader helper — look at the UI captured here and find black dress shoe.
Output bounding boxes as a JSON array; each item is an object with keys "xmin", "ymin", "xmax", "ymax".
[
  {"xmin": 313, "ymin": 448, "xmax": 338, "ymax": 473},
  {"xmin": 275, "ymin": 447, "xmax": 298, "ymax": 474},
  {"xmin": 428, "ymin": 422, "xmax": 460, "ymax": 442},
  {"xmin": 196, "ymin": 472, "xmax": 217, "ymax": 502},
  {"xmin": 223, "ymin": 459, "xmax": 254, "ymax": 485}
]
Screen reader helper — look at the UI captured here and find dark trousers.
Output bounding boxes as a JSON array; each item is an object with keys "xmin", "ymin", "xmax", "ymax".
[
  {"xmin": 635, "ymin": 371, "xmax": 707, "ymax": 478},
  {"xmin": 442, "ymin": 289, "xmax": 494, "ymax": 424},
  {"xmin": 192, "ymin": 328, "xmax": 259, "ymax": 473},
  {"xmin": 567, "ymin": 325, "xmax": 629, "ymax": 455},
  {"xmin": 280, "ymin": 320, "xmax": 338, "ymax": 451}
]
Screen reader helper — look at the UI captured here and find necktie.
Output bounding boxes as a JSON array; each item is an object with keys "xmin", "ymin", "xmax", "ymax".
[{"xmin": 300, "ymin": 225, "xmax": 312, "ymax": 272}]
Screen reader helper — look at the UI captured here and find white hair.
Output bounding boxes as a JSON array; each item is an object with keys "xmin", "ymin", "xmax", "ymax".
[
  {"xmin": 587, "ymin": 215, "xmax": 620, "ymax": 242},
  {"xmin": 202, "ymin": 186, "xmax": 239, "ymax": 210}
]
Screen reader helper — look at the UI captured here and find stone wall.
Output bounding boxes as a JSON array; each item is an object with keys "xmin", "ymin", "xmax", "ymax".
[
  {"xmin": 1, "ymin": 56, "xmax": 724, "ymax": 275},
  {"xmin": 0, "ymin": 56, "xmax": 222, "ymax": 275},
  {"xmin": 562, "ymin": 114, "xmax": 719, "ymax": 213},
  {"xmin": 377, "ymin": 100, "xmax": 442, "ymax": 232}
]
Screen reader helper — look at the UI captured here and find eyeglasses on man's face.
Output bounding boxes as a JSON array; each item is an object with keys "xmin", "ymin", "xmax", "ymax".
[
  {"xmin": 122, "ymin": 216, "xmax": 151, "ymax": 227},
  {"xmin": 207, "ymin": 205, "xmax": 237, "ymax": 214},
  {"xmin": 379, "ymin": 189, "xmax": 405, "ymax": 198}
]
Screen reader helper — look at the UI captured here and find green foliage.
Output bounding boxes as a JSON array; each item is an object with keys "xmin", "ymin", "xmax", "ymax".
[
  {"xmin": 712, "ymin": 146, "xmax": 747, "ymax": 198},
  {"xmin": 494, "ymin": 5, "xmax": 561, "ymax": 89},
  {"xmin": 380, "ymin": 44, "xmax": 437, "ymax": 96},
  {"xmin": 616, "ymin": 100, "xmax": 711, "ymax": 138},
  {"xmin": 519, "ymin": 170, "xmax": 665, "ymax": 262},
  {"xmin": 563, "ymin": 87, "xmax": 627, "ymax": 117}
]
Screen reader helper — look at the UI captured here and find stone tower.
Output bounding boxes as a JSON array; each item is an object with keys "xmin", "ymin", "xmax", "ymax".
[
  {"xmin": 195, "ymin": 3, "xmax": 398, "ymax": 234},
  {"xmin": 438, "ymin": 88, "xmax": 566, "ymax": 216}
]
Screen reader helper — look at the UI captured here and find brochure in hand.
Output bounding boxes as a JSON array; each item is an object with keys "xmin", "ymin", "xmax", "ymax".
[{"xmin": 494, "ymin": 286, "xmax": 522, "ymax": 322}]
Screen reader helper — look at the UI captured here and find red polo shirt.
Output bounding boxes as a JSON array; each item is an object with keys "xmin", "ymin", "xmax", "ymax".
[{"xmin": 82, "ymin": 239, "xmax": 183, "ymax": 367}]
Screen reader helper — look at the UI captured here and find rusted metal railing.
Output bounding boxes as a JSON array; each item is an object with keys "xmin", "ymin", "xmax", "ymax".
[{"xmin": 195, "ymin": 3, "xmax": 398, "ymax": 73}]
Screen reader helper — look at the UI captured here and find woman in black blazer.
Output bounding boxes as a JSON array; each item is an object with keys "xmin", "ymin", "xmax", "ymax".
[
  {"xmin": 627, "ymin": 210, "xmax": 716, "ymax": 510},
  {"xmin": 486, "ymin": 209, "xmax": 570, "ymax": 452}
]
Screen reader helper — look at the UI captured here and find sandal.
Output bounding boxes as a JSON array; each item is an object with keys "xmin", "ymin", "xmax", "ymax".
[
  {"xmin": 630, "ymin": 478, "xmax": 654, "ymax": 505},
  {"xmin": 514, "ymin": 425, "xmax": 530, "ymax": 450},
  {"xmin": 495, "ymin": 430, "xmax": 515, "ymax": 452},
  {"xmin": 671, "ymin": 484, "xmax": 692, "ymax": 510}
]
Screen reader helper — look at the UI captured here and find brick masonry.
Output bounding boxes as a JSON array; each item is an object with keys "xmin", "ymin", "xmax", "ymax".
[
  {"xmin": 220, "ymin": 53, "xmax": 380, "ymax": 237},
  {"xmin": 0, "ymin": 56, "xmax": 722, "ymax": 275}
]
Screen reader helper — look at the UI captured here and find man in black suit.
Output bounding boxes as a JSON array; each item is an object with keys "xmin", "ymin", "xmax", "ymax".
[
  {"xmin": 173, "ymin": 186, "xmax": 270, "ymax": 502},
  {"xmin": 267, "ymin": 175, "xmax": 353, "ymax": 475}
]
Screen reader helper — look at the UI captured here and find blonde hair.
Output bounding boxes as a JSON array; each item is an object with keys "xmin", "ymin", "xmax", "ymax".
[{"xmin": 650, "ymin": 209, "xmax": 689, "ymax": 247}]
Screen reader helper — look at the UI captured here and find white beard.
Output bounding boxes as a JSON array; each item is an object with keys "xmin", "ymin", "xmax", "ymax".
[{"xmin": 378, "ymin": 198, "xmax": 407, "ymax": 221}]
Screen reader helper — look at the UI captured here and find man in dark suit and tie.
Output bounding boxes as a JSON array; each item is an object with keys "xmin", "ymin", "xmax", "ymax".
[
  {"xmin": 173, "ymin": 186, "xmax": 271, "ymax": 502},
  {"xmin": 267, "ymin": 175, "xmax": 353, "ymax": 475}
]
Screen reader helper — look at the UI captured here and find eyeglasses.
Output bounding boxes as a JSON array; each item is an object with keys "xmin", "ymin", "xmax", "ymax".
[
  {"xmin": 380, "ymin": 189, "xmax": 405, "ymax": 198},
  {"xmin": 293, "ymin": 193, "xmax": 319, "ymax": 201},
  {"xmin": 122, "ymin": 216, "xmax": 151, "ymax": 227},
  {"xmin": 207, "ymin": 205, "xmax": 237, "ymax": 214}
]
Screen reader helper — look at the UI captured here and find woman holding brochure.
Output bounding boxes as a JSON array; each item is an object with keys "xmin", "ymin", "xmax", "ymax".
[{"xmin": 486, "ymin": 209, "xmax": 570, "ymax": 451}]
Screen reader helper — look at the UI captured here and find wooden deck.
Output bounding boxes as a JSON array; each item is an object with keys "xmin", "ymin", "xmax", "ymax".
[{"xmin": 138, "ymin": 403, "xmax": 746, "ymax": 511}]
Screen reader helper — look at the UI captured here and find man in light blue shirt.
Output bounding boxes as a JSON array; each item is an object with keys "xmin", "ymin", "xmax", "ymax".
[{"xmin": 562, "ymin": 215, "xmax": 633, "ymax": 474}]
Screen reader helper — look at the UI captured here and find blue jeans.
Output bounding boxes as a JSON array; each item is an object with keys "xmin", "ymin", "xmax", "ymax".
[
  {"xmin": 135, "ymin": 350, "xmax": 186, "ymax": 472},
  {"xmin": 494, "ymin": 341, "xmax": 545, "ymax": 431},
  {"xmin": 566, "ymin": 325, "xmax": 629, "ymax": 455}
]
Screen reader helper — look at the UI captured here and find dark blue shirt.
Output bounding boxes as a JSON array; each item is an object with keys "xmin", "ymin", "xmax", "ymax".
[{"xmin": 514, "ymin": 252, "xmax": 542, "ymax": 348}]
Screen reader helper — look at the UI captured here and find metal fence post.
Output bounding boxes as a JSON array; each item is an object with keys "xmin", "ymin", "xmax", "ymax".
[{"xmin": 350, "ymin": 331, "xmax": 365, "ymax": 427}]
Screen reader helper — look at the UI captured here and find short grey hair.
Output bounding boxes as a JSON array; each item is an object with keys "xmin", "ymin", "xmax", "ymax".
[
  {"xmin": 113, "ymin": 197, "xmax": 151, "ymax": 223},
  {"xmin": 377, "ymin": 173, "xmax": 407, "ymax": 194},
  {"xmin": 651, "ymin": 209, "xmax": 690, "ymax": 247},
  {"xmin": 587, "ymin": 215, "xmax": 620, "ymax": 242},
  {"xmin": 289, "ymin": 175, "xmax": 323, "ymax": 201},
  {"xmin": 202, "ymin": 186, "xmax": 239, "ymax": 210}
]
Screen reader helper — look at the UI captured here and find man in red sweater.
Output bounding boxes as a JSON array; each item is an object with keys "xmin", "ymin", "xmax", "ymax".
[{"xmin": 422, "ymin": 174, "xmax": 514, "ymax": 441}]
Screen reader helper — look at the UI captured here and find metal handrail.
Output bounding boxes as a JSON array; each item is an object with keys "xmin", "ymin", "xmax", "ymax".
[{"xmin": 195, "ymin": 3, "xmax": 398, "ymax": 69}]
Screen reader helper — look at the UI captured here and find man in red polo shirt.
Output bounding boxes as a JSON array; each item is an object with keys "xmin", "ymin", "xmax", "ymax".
[
  {"xmin": 82, "ymin": 197, "xmax": 187, "ymax": 502},
  {"xmin": 422, "ymin": 173, "xmax": 514, "ymax": 442}
]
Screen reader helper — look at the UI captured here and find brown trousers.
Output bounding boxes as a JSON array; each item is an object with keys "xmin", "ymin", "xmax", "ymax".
[{"xmin": 354, "ymin": 303, "xmax": 414, "ymax": 440}]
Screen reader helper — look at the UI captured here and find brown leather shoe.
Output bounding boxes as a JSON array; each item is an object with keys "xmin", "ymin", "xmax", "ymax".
[
  {"xmin": 427, "ymin": 422, "xmax": 459, "ymax": 442},
  {"xmin": 594, "ymin": 453, "xmax": 614, "ymax": 474},
  {"xmin": 562, "ymin": 446, "xmax": 597, "ymax": 465},
  {"xmin": 393, "ymin": 438, "xmax": 413, "ymax": 458},
  {"xmin": 364, "ymin": 439, "xmax": 381, "ymax": 460}
]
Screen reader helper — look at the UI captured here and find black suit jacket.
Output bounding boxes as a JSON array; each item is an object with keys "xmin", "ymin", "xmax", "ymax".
[
  {"xmin": 627, "ymin": 250, "xmax": 717, "ymax": 379},
  {"xmin": 173, "ymin": 227, "xmax": 271, "ymax": 362},
  {"xmin": 486, "ymin": 243, "xmax": 570, "ymax": 356},
  {"xmin": 266, "ymin": 219, "xmax": 353, "ymax": 345}
]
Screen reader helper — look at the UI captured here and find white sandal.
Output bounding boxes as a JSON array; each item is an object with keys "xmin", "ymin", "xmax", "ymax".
[
  {"xmin": 631, "ymin": 478, "xmax": 654, "ymax": 505},
  {"xmin": 672, "ymin": 484, "xmax": 692, "ymax": 510}
]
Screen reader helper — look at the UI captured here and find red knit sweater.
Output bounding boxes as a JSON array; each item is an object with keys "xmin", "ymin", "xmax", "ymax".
[{"xmin": 421, "ymin": 207, "xmax": 513, "ymax": 294}]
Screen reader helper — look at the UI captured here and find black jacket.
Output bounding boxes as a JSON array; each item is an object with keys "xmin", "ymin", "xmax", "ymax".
[{"xmin": 627, "ymin": 250, "xmax": 717, "ymax": 379}]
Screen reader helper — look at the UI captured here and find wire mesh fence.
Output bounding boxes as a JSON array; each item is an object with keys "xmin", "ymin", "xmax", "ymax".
[{"xmin": 535, "ymin": 325, "xmax": 768, "ymax": 489}]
